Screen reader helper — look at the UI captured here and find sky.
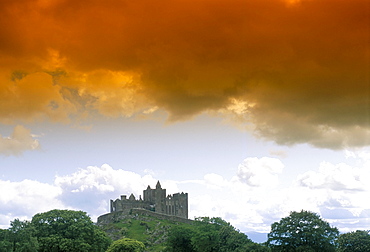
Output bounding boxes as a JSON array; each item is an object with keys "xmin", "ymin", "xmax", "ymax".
[{"xmin": 0, "ymin": 0, "xmax": 369, "ymax": 242}]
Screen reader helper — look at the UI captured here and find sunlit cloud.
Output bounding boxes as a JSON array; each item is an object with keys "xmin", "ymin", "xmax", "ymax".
[
  {"xmin": 0, "ymin": 71, "xmax": 77, "ymax": 124},
  {"xmin": 0, "ymin": 0, "xmax": 367, "ymax": 149},
  {"xmin": 0, "ymin": 125, "xmax": 40, "ymax": 156}
]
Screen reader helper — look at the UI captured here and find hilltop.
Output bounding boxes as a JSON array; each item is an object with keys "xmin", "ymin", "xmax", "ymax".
[
  {"xmin": 97, "ymin": 209, "xmax": 192, "ymax": 251},
  {"xmin": 96, "ymin": 209, "xmax": 271, "ymax": 252}
]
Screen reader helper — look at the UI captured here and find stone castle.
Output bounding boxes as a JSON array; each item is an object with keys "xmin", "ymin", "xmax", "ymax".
[{"xmin": 109, "ymin": 181, "xmax": 188, "ymax": 219}]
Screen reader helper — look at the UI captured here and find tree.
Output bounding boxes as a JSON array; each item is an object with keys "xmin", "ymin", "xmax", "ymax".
[
  {"xmin": 216, "ymin": 220, "xmax": 253, "ymax": 252},
  {"xmin": 191, "ymin": 217, "xmax": 222, "ymax": 252},
  {"xmin": 0, "ymin": 220, "xmax": 39, "ymax": 252},
  {"xmin": 0, "ymin": 219, "xmax": 39, "ymax": 252},
  {"xmin": 267, "ymin": 210, "xmax": 339, "ymax": 252},
  {"xmin": 244, "ymin": 242, "xmax": 271, "ymax": 252},
  {"xmin": 8, "ymin": 219, "xmax": 39, "ymax": 252},
  {"xmin": 0, "ymin": 229, "xmax": 12, "ymax": 252},
  {"xmin": 337, "ymin": 230, "xmax": 370, "ymax": 252},
  {"xmin": 166, "ymin": 217, "xmax": 259, "ymax": 252},
  {"xmin": 165, "ymin": 225, "xmax": 195, "ymax": 252},
  {"xmin": 31, "ymin": 209, "xmax": 111, "ymax": 252},
  {"xmin": 106, "ymin": 238, "xmax": 145, "ymax": 252}
]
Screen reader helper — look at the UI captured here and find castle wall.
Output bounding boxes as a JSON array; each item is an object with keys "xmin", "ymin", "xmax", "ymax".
[
  {"xmin": 130, "ymin": 208, "xmax": 192, "ymax": 224},
  {"xmin": 110, "ymin": 194, "xmax": 152, "ymax": 213},
  {"xmin": 110, "ymin": 198, "xmax": 150, "ymax": 212},
  {"xmin": 97, "ymin": 208, "xmax": 193, "ymax": 226},
  {"xmin": 109, "ymin": 181, "xmax": 188, "ymax": 219},
  {"xmin": 165, "ymin": 193, "xmax": 188, "ymax": 218}
]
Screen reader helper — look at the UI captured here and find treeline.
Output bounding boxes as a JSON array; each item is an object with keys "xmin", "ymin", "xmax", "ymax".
[
  {"xmin": 165, "ymin": 216, "xmax": 268, "ymax": 252},
  {"xmin": 0, "ymin": 209, "xmax": 370, "ymax": 251},
  {"xmin": 164, "ymin": 212, "xmax": 370, "ymax": 252}
]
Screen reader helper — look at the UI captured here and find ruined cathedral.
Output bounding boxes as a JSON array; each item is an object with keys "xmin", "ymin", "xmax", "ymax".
[{"xmin": 110, "ymin": 181, "xmax": 188, "ymax": 219}]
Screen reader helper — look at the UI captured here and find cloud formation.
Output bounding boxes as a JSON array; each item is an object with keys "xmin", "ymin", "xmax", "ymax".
[
  {"xmin": 0, "ymin": 125, "xmax": 40, "ymax": 156},
  {"xmin": 1, "ymin": 155, "xmax": 370, "ymax": 233},
  {"xmin": 0, "ymin": 179, "xmax": 63, "ymax": 228},
  {"xmin": 0, "ymin": 0, "xmax": 368, "ymax": 149},
  {"xmin": 54, "ymin": 164, "xmax": 158, "ymax": 215},
  {"xmin": 237, "ymin": 157, "xmax": 284, "ymax": 187},
  {"xmin": 297, "ymin": 161, "xmax": 370, "ymax": 191}
]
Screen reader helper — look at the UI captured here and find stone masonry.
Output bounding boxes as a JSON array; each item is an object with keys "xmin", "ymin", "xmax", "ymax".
[{"xmin": 109, "ymin": 181, "xmax": 188, "ymax": 219}]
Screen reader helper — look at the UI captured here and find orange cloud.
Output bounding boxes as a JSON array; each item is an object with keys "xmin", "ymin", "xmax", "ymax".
[
  {"xmin": 0, "ymin": 125, "xmax": 40, "ymax": 156},
  {"xmin": 0, "ymin": 71, "xmax": 76, "ymax": 123},
  {"xmin": 0, "ymin": 0, "xmax": 368, "ymax": 148}
]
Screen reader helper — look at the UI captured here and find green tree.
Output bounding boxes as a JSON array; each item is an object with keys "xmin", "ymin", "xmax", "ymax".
[
  {"xmin": 1, "ymin": 219, "xmax": 39, "ymax": 252},
  {"xmin": 0, "ymin": 229, "xmax": 12, "ymax": 252},
  {"xmin": 165, "ymin": 225, "xmax": 195, "ymax": 252},
  {"xmin": 216, "ymin": 219, "xmax": 253, "ymax": 252},
  {"xmin": 267, "ymin": 210, "xmax": 339, "ymax": 252},
  {"xmin": 244, "ymin": 242, "xmax": 271, "ymax": 252},
  {"xmin": 337, "ymin": 230, "xmax": 370, "ymax": 252},
  {"xmin": 106, "ymin": 238, "xmax": 145, "ymax": 252},
  {"xmin": 31, "ymin": 209, "xmax": 111, "ymax": 252},
  {"xmin": 191, "ymin": 217, "xmax": 221, "ymax": 252},
  {"xmin": 166, "ymin": 217, "xmax": 260, "ymax": 252}
]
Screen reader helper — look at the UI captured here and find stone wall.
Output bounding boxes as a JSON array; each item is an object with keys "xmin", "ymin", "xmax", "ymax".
[{"xmin": 97, "ymin": 208, "xmax": 192, "ymax": 226}]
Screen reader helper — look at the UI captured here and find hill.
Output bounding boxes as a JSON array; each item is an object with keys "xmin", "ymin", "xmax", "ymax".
[
  {"xmin": 97, "ymin": 209, "xmax": 270, "ymax": 252},
  {"xmin": 97, "ymin": 209, "xmax": 192, "ymax": 251}
]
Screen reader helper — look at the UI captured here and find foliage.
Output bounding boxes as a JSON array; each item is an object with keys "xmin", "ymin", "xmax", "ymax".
[
  {"xmin": 31, "ymin": 209, "xmax": 111, "ymax": 252},
  {"xmin": 5, "ymin": 209, "xmax": 358, "ymax": 252},
  {"xmin": 337, "ymin": 230, "xmax": 370, "ymax": 252},
  {"xmin": 0, "ymin": 219, "xmax": 39, "ymax": 252},
  {"xmin": 0, "ymin": 229, "xmax": 12, "ymax": 252},
  {"xmin": 106, "ymin": 238, "xmax": 145, "ymax": 252},
  {"xmin": 267, "ymin": 210, "xmax": 339, "ymax": 252},
  {"xmin": 244, "ymin": 242, "xmax": 271, "ymax": 252},
  {"xmin": 165, "ymin": 225, "xmax": 194, "ymax": 252},
  {"xmin": 165, "ymin": 216, "xmax": 265, "ymax": 252}
]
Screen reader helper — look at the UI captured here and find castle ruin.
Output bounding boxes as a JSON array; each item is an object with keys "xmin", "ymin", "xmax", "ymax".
[{"xmin": 110, "ymin": 181, "xmax": 188, "ymax": 219}]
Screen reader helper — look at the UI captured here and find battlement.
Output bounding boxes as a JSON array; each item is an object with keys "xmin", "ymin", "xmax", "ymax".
[{"xmin": 110, "ymin": 181, "xmax": 188, "ymax": 219}]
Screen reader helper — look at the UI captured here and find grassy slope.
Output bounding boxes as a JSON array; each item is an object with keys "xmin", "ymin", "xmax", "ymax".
[{"xmin": 99, "ymin": 213, "xmax": 185, "ymax": 252}]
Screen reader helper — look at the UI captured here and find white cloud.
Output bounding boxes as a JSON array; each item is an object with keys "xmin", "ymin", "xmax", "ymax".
[
  {"xmin": 291, "ymin": 152, "xmax": 370, "ymax": 230},
  {"xmin": 204, "ymin": 173, "xmax": 228, "ymax": 189},
  {"xmin": 1, "ymin": 155, "xmax": 370, "ymax": 235},
  {"xmin": 0, "ymin": 164, "xmax": 159, "ymax": 228},
  {"xmin": 297, "ymin": 161, "xmax": 370, "ymax": 191},
  {"xmin": 0, "ymin": 125, "xmax": 40, "ymax": 156},
  {"xmin": 236, "ymin": 157, "xmax": 284, "ymax": 187},
  {"xmin": 55, "ymin": 164, "xmax": 159, "ymax": 195},
  {"xmin": 0, "ymin": 179, "xmax": 64, "ymax": 229},
  {"xmin": 187, "ymin": 155, "xmax": 370, "ymax": 233},
  {"xmin": 344, "ymin": 150, "xmax": 356, "ymax": 159},
  {"xmin": 54, "ymin": 164, "xmax": 158, "ymax": 218}
]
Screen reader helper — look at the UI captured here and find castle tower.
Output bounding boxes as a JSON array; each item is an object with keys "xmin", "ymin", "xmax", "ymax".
[
  {"xmin": 143, "ymin": 185, "xmax": 153, "ymax": 203},
  {"xmin": 154, "ymin": 181, "xmax": 166, "ymax": 214}
]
